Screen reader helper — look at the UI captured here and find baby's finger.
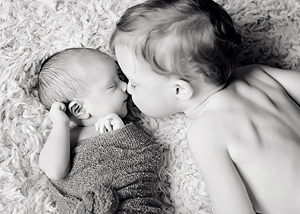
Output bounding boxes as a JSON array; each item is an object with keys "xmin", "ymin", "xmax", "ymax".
[
  {"xmin": 51, "ymin": 102, "xmax": 60, "ymax": 110},
  {"xmin": 95, "ymin": 118, "xmax": 102, "ymax": 131},
  {"xmin": 111, "ymin": 116, "xmax": 124, "ymax": 129},
  {"xmin": 58, "ymin": 103, "xmax": 66, "ymax": 112},
  {"xmin": 104, "ymin": 120, "xmax": 113, "ymax": 132},
  {"xmin": 99, "ymin": 120, "xmax": 109, "ymax": 134},
  {"xmin": 51, "ymin": 102, "xmax": 66, "ymax": 112}
]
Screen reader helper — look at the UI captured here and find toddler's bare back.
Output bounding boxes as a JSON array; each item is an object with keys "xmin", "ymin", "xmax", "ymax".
[{"xmin": 203, "ymin": 65, "xmax": 300, "ymax": 213}]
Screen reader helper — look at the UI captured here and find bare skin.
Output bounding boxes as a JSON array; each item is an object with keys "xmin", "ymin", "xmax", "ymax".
[
  {"xmin": 39, "ymin": 102, "xmax": 126, "ymax": 180},
  {"xmin": 39, "ymin": 53, "xmax": 128, "ymax": 181},
  {"xmin": 116, "ymin": 44, "xmax": 300, "ymax": 213},
  {"xmin": 70, "ymin": 112, "xmax": 125, "ymax": 147},
  {"xmin": 187, "ymin": 65, "xmax": 300, "ymax": 214}
]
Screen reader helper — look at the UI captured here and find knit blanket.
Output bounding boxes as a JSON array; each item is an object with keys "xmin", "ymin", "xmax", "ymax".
[
  {"xmin": 49, "ymin": 122, "xmax": 162, "ymax": 214},
  {"xmin": 1, "ymin": 0, "xmax": 300, "ymax": 213}
]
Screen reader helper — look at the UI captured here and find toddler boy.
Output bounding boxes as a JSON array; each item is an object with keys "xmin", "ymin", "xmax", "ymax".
[{"xmin": 110, "ymin": 0, "xmax": 300, "ymax": 213}]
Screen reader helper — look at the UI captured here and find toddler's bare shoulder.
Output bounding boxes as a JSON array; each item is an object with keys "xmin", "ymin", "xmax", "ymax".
[
  {"xmin": 188, "ymin": 111, "xmax": 240, "ymax": 146},
  {"xmin": 236, "ymin": 64, "xmax": 284, "ymax": 88},
  {"xmin": 236, "ymin": 64, "xmax": 265, "ymax": 75}
]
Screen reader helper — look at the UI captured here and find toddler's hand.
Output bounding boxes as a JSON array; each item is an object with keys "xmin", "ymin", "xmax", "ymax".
[
  {"xmin": 49, "ymin": 102, "xmax": 70, "ymax": 125},
  {"xmin": 95, "ymin": 113, "xmax": 125, "ymax": 134}
]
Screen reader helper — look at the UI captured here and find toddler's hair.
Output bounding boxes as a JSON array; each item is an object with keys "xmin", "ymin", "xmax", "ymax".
[
  {"xmin": 110, "ymin": 0, "xmax": 241, "ymax": 86},
  {"xmin": 38, "ymin": 48, "xmax": 97, "ymax": 110}
]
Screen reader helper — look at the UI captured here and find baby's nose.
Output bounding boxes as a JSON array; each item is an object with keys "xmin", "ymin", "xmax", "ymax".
[{"xmin": 120, "ymin": 81, "xmax": 127, "ymax": 92}]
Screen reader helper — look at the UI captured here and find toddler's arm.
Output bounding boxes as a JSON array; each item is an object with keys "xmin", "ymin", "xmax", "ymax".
[
  {"xmin": 260, "ymin": 65, "xmax": 300, "ymax": 105},
  {"xmin": 39, "ymin": 102, "xmax": 71, "ymax": 180},
  {"xmin": 188, "ymin": 118, "xmax": 256, "ymax": 214}
]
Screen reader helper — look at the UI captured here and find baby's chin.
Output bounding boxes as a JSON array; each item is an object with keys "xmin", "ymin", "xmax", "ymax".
[{"xmin": 119, "ymin": 106, "xmax": 128, "ymax": 119}]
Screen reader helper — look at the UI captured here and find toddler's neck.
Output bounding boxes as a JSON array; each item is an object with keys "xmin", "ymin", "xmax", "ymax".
[{"xmin": 184, "ymin": 83, "xmax": 226, "ymax": 119}]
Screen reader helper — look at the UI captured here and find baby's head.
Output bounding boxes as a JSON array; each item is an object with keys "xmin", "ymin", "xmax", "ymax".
[
  {"xmin": 110, "ymin": 0, "xmax": 241, "ymax": 86},
  {"xmin": 38, "ymin": 48, "xmax": 128, "ymax": 124}
]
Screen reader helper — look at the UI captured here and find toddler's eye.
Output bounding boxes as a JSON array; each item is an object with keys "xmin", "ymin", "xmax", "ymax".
[{"xmin": 129, "ymin": 82, "xmax": 136, "ymax": 89}]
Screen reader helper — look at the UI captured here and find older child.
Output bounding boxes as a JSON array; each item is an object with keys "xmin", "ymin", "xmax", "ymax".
[
  {"xmin": 110, "ymin": 0, "xmax": 300, "ymax": 213},
  {"xmin": 38, "ymin": 48, "xmax": 163, "ymax": 214}
]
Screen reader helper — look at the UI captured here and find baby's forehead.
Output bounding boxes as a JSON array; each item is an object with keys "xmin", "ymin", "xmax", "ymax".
[
  {"xmin": 85, "ymin": 58, "xmax": 118, "ymax": 78},
  {"xmin": 78, "ymin": 50, "xmax": 109, "ymax": 63}
]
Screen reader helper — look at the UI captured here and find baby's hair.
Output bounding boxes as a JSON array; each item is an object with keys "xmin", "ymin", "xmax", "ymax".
[
  {"xmin": 110, "ymin": 0, "xmax": 241, "ymax": 86},
  {"xmin": 38, "ymin": 48, "xmax": 100, "ymax": 110}
]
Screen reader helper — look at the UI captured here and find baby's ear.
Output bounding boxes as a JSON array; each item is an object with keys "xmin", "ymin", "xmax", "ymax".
[
  {"xmin": 173, "ymin": 79, "xmax": 193, "ymax": 100},
  {"xmin": 68, "ymin": 100, "xmax": 90, "ymax": 119}
]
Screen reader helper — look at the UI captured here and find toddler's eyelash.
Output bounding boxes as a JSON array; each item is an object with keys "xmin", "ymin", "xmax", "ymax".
[{"xmin": 130, "ymin": 83, "xmax": 136, "ymax": 88}]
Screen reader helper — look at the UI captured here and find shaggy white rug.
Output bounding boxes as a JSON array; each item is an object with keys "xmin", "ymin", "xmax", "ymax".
[{"xmin": 1, "ymin": 0, "xmax": 300, "ymax": 213}]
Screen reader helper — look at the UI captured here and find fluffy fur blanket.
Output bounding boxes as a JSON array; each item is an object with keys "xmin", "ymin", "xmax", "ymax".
[{"xmin": 0, "ymin": 0, "xmax": 299, "ymax": 213}]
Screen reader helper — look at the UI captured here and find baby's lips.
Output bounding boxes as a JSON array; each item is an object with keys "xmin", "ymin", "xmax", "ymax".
[{"xmin": 123, "ymin": 95, "xmax": 128, "ymax": 102}]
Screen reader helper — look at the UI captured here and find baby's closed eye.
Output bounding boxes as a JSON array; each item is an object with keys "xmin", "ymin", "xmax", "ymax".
[{"xmin": 108, "ymin": 84, "xmax": 116, "ymax": 90}]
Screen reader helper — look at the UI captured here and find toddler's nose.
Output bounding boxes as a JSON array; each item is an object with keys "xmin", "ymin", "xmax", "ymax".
[{"xmin": 126, "ymin": 84, "xmax": 132, "ymax": 95}]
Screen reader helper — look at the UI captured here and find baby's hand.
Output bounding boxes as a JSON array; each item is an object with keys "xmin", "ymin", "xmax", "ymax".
[
  {"xmin": 95, "ymin": 113, "xmax": 125, "ymax": 134},
  {"xmin": 49, "ymin": 102, "xmax": 70, "ymax": 125}
]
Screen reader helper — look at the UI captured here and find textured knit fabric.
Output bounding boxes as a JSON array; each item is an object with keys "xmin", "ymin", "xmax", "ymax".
[{"xmin": 49, "ymin": 122, "xmax": 163, "ymax": 214}]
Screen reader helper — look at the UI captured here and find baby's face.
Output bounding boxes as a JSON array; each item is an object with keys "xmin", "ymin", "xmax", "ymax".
[
  {"xmin": 115, "ymin": 44, "xmax": 180, "ymax": 118},
  {"xmin": 82, "ymin": 55, "xmax": 128, "ymax": 120}
]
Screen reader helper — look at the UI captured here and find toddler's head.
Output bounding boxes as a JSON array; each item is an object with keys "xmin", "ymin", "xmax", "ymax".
[
  {"xmin": 110, "ymin": 0, "xmax": 241, "ymax": 86},
  {"xmin": 38, "ymin": 48, "xmax": 128, "ymax": 123}
]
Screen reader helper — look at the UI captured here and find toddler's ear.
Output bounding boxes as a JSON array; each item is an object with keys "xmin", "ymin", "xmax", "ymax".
[
  {"xmin": 68, "ymin": 100, "xmax": 90, "ymax": 119},
  {"xmin": 174, "ymin": 79, "xmax": 193, "ymax": 100}
]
